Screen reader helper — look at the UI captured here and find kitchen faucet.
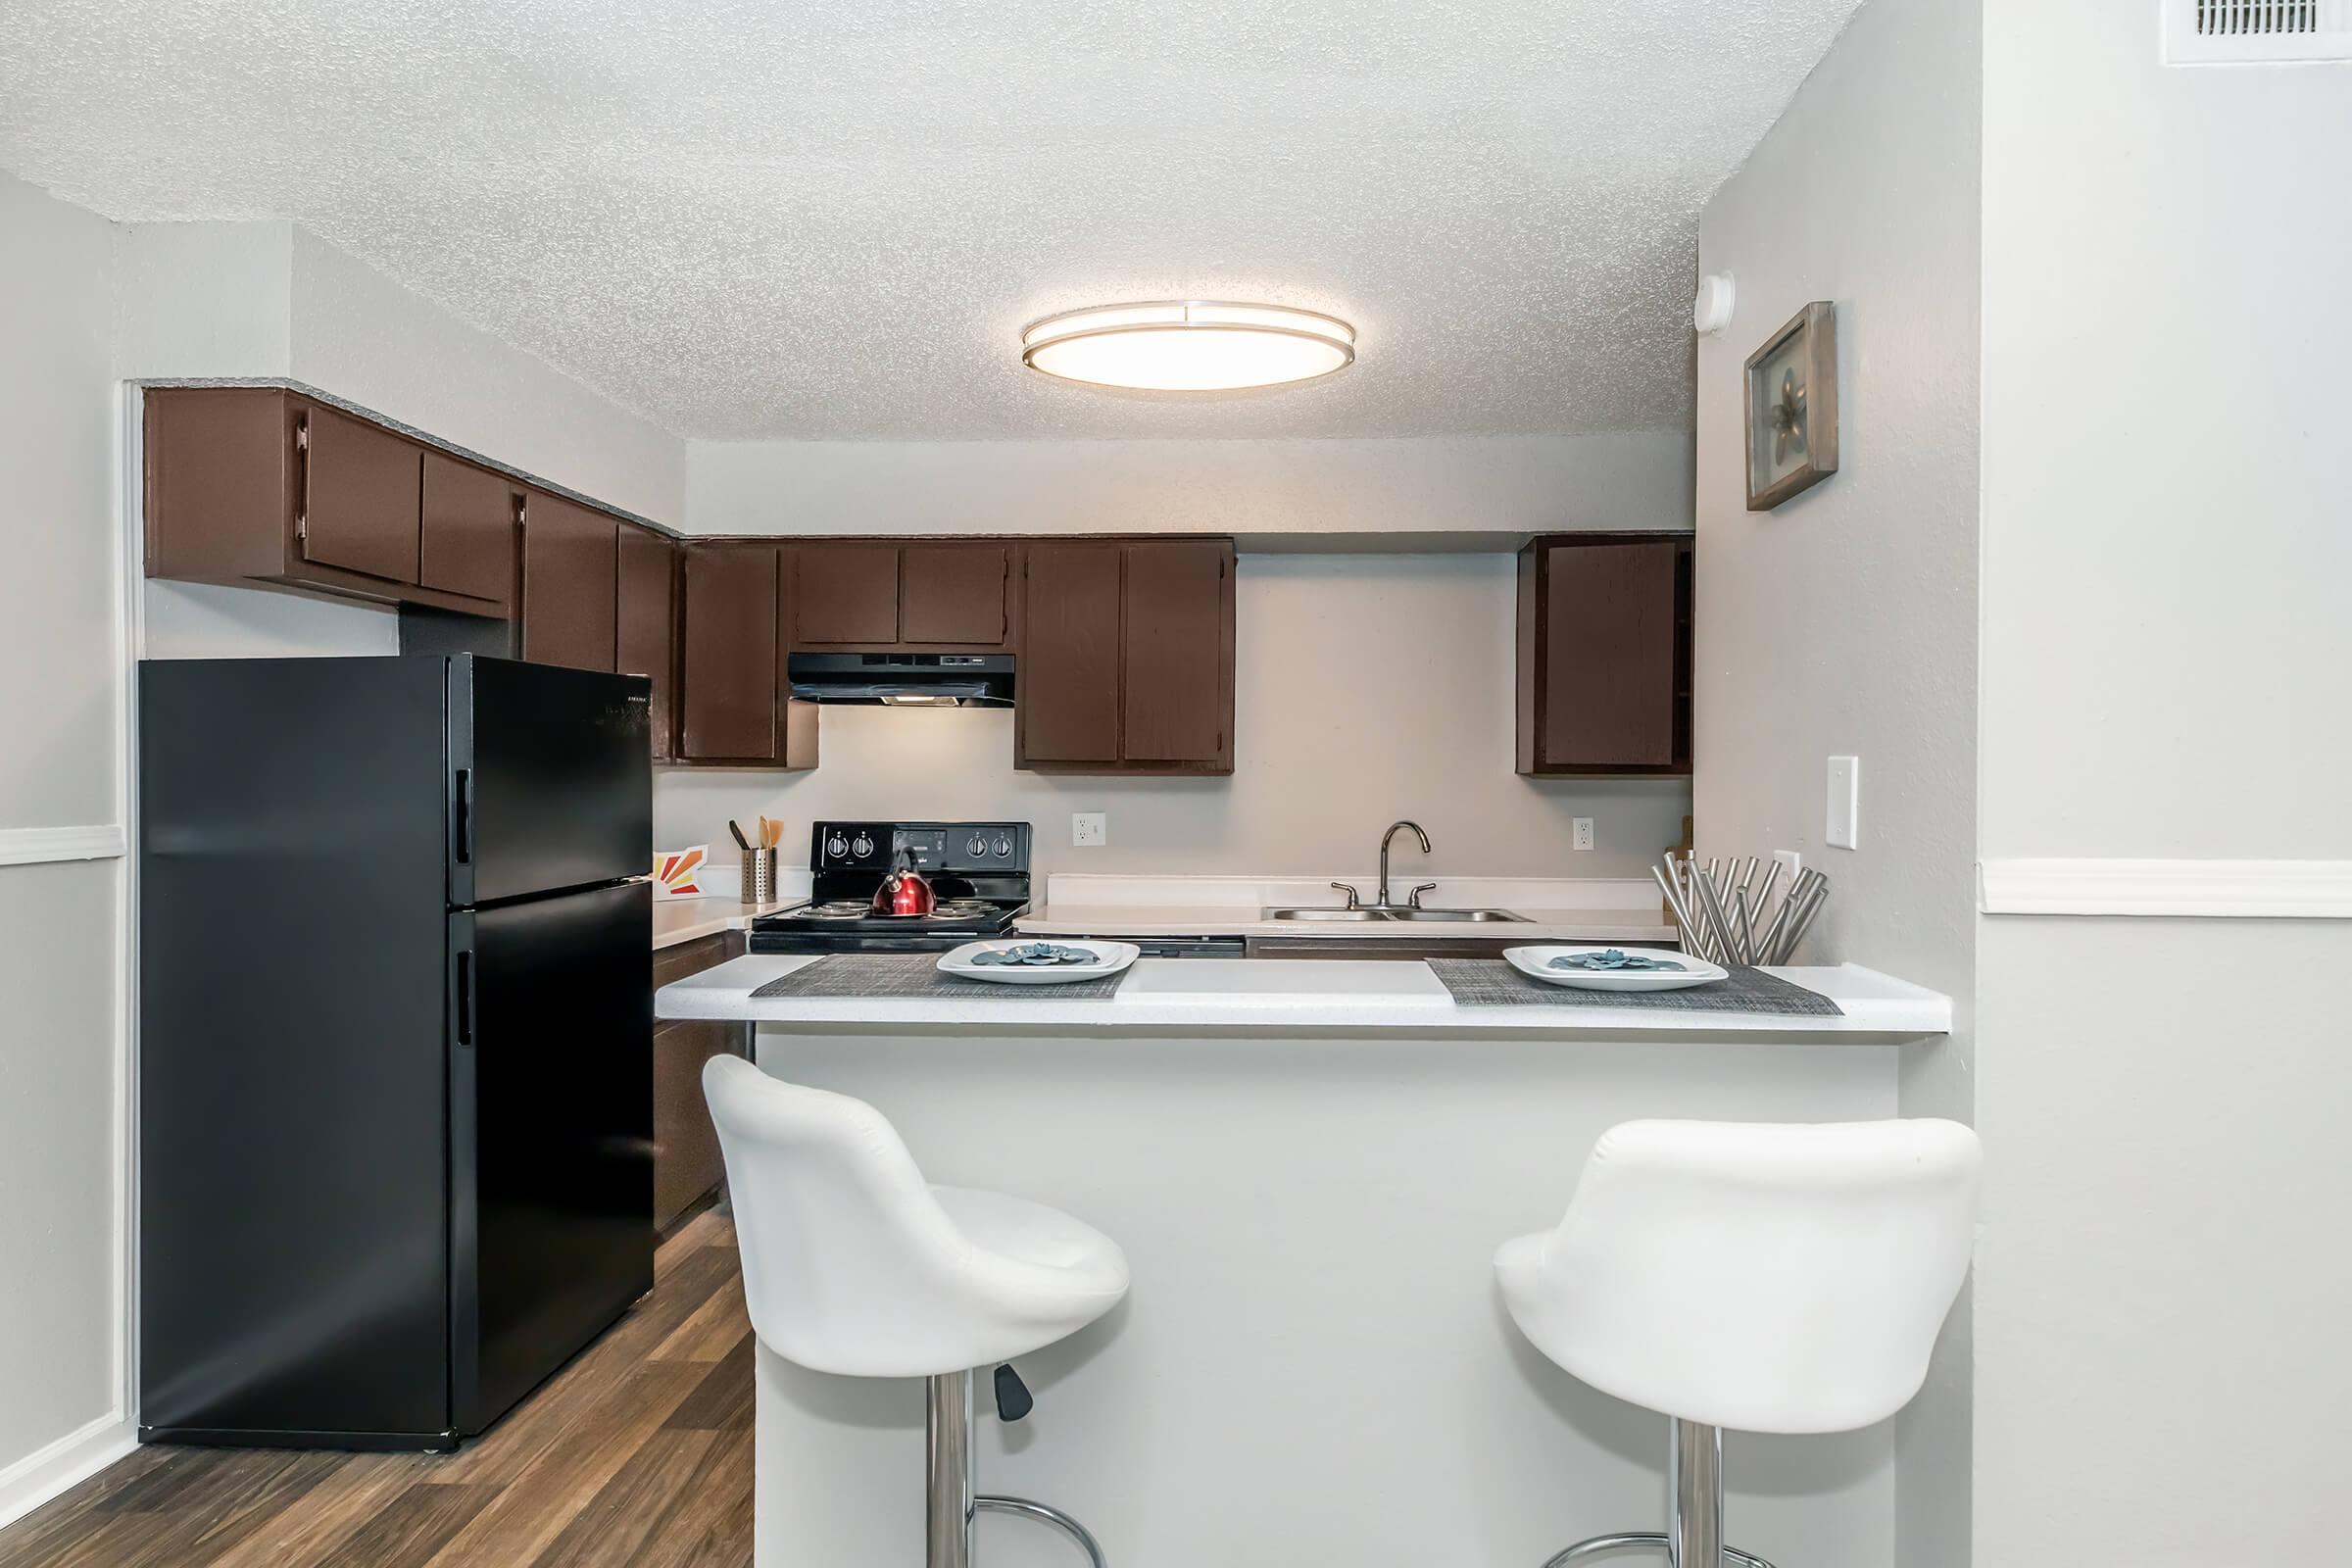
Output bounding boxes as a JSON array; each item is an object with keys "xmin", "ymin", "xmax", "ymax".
[{"xmin": 1373, "ymin": 819, "xmax": 1434, "ymax": 910}]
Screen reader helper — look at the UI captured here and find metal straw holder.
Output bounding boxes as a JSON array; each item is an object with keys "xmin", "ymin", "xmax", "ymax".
[{"xmin": 742, "ymin": 849, "xmax": 778, "ymax": 906}]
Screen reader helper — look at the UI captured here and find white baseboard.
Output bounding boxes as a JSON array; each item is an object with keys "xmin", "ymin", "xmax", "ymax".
[
  {"xmin": 0, "ymin": 1414, "xmax": 137, "ymax": 1531},
  {"xmin": 1979, "ymin": 858, "xmax": 2352, "ymax": 918},
  {"xmin": 0, "ymin": 824, "xmax": 126, "ymax": 867}
]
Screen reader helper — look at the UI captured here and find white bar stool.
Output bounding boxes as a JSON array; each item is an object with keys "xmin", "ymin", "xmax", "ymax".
[
  {"xmin": 705, "ymin": 1056, "xmax": 1130, "ymax": 1568},
  {"xmin": 1495, "ymin": 1118, "xmax": 1980, "ymax": 1568}
]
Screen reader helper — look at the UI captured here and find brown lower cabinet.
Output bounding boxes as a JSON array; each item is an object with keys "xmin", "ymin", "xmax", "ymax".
[
  {"xmin": 1015, "ymin": 538, "xmax": 1235, "ymax": 774},
  {"xmin": 1517, "ymin": 533, "xmax": 1693, "ymax": 776},
  {"xmin": 651, "ymin": 932, "xmax": 750, "ymax": 1235}
]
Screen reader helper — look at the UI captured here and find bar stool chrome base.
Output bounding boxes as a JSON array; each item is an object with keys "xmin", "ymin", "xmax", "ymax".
[
  {"xmin": 927, "ymin": 1369, "xmax": 1108, "ymax": 1568},
  {"xmin": 1540, "ymin": 1420, "xmax": 1776, "ymax": 1568},
  {"xmin": 1543, "ymin": 1535, "xmax": 1773, "ymax": 1568}
]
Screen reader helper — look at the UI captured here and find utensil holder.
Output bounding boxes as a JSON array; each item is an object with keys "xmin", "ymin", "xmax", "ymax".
[{"xmin": 742, "ymin": 849, "xmax": 778, "ymax": 906}]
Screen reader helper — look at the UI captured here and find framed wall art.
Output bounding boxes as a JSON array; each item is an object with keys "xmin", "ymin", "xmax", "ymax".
[{"xmin": 1743, "ymin": 301, "xmax": 1838, "ymax": 511}]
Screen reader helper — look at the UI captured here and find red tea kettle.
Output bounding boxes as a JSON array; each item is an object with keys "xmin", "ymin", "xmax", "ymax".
[{"xmin": 871, "ymin": 849, "xmax": 936, "ymax": 916}]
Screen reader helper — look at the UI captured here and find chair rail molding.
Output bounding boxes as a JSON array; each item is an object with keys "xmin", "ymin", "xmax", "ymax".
[
  {"xmin": 1979, "ymin": 858, "xmax": 2352, "ymax": 918},
  {"xmin": 0, "ymin": 824, "xmax": 127, "ymax": 867}
]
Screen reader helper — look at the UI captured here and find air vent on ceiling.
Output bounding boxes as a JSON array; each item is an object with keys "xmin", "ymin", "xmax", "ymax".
[{"xmin": 2166, "ymin": 0, "xmax": 2352, "ymax": 63}]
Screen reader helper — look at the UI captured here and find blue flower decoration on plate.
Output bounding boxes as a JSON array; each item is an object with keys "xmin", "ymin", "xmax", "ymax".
[
  {"xmin": 970, "ymin": 942, "xmax": 1098, "ymax": 967},
  {"xmin": 1548, "ymin": 949, "xmax": 1687, "ymax": 972}
]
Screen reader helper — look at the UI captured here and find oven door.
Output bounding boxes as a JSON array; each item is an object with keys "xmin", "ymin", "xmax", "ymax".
[{"xmin": 749, "ymin": 921, "xmax": 1012, "ymax": 955}]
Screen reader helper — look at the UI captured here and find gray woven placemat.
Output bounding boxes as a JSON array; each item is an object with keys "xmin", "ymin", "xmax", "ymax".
[
  {"xmin": 1426, "ymin": 958, "xmax": 1842, "ymax": 1016},
  {"xmin": 752, "ymin": 954, "xmax": 1134, "ymax": 1001}
]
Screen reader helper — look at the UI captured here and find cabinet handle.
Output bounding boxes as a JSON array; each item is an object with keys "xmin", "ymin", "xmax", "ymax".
[{"xmin": 293, "ymin": 412, "xmax": 312, "ymax": 545}]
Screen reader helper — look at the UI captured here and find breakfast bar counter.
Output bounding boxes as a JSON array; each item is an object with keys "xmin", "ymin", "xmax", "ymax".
[
  {"xmin": 657, "ymin": 954, "xmax": 1951, "ymax": 1041},
  {"xmin": 659, "ymin": 953, "xmax": 1945, "ymax": 1568}
]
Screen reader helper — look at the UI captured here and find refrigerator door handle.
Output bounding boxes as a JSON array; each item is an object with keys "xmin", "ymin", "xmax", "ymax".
[
  {"xmin": 455, "ymin": 948, "xmax": 478, "ymax": 1047},
  {"xmin": 453, "ymin": 768, "xmax": 475, "ymax": 864}
]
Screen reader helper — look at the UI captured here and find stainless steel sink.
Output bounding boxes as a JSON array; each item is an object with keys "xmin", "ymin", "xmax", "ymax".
[
  {"xmin": 1261, "ymin": 906, "xmax": 1529, "ymax": 923},
  {"xmin": 1382, "ymin": 907, "xmax": 1528, "ymax": 922}
]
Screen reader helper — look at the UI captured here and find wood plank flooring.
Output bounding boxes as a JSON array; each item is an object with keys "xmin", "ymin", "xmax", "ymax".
[{"xmin": 0, "ymin": 1208, "xmax": 751, "ymax": 1568}]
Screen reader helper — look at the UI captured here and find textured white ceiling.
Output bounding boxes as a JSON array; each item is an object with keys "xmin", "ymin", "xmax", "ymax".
[{"xmin": 1, "ymin": 0, "xmax": 1861, "ymax": 440}]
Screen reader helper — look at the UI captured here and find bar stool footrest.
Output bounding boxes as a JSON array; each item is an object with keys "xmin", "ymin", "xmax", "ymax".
[
  {"xmin": 978, "ymin": 1494, "xmax": 1109, "ymax": 1568},
  {"xmin": 1543, "ymin": 1530, "xmax": 1776, "ymax": 1568}
]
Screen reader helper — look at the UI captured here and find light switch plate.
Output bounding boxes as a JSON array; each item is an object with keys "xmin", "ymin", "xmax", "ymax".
[
  {"xmin": 1572, "ymin": 817, "xmax": 1595, "ymax": 852},
  {"xmin": 1826, "ymin": 757, "xmax": 1859, "ymax": 850},
  {"xmin": 1072, "ymin": 811, "xmax": 1108, "ymax": 848}
]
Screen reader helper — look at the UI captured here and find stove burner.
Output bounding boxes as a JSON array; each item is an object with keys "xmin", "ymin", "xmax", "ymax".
[{"xmin": 798, "ymin": 899, "xmax": 1004, "ymax": 922}]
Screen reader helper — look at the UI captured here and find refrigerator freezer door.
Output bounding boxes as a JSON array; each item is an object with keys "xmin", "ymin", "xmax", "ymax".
[
  {"xmin": 449, "ymin": 657, "xmax": 653, "ymax": 907},
  {"xmin": 450, "ymin": 880, "xmax": 654, "ymax": 1436}
]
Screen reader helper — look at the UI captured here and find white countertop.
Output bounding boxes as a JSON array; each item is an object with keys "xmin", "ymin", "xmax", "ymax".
[
  {"xmin": 657, "ymin": 955, "xmax": 1950, "ymax": 1041},
  {"xmin": 652, "ymin": 896, "xmax": 792, "ymax": 951}
]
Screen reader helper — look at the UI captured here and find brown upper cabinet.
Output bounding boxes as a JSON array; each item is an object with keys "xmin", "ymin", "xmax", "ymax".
[
  {"xmin": 1016, "ymin": 544, "xmax": 1125, "ymax": 767},
  {"xmin": 615, "ymin": 525, "xmax": 678, "ymax": 762},
  {"xmin": 418, "ymin": 450, "xmax": 518, "ymax": 610},
  {"xmin": 677, "ymin": 542, "xmax": 817, "ymax": 770},
  {"xmin": 300, "ymin": 404, "xmax": 422, "ymax": 585},
  {"xmin": 901, "ymin": 544, "xmax": 1011, "ymax": 645},
  {"xmin": 519, "ymin": 493, "xmax": 619, "ymax": 673},
  {"xmin": 145, "ymin": 387, "xmax": 506, "ymax": 615},
  {"xmin": 1014, "ymin": 538, "xmax": 1235, "ymax": 775},
  {"xmin": 1516, "ymin": 534, "xmax": 1692, "ymax": 776},
  {"xmin": 793, "ymin": 544, "xmax": 902, "ymax": 646},
  {"xmin": 789, "ymin": 541, "xmax": 1012, "ymax": 650}
]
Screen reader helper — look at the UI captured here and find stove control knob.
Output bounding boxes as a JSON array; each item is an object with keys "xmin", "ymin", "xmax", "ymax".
[
  {"xmin": 851, "ymin": 833, "xmax": 874, "ymax": 858},
  {"xmin": 825, "ymin": 834, "xmax": 849, "ymax": 858},
  {"xmin": 993, "ymin": 836, "xmax": 1014, "ymax": 858},
  {"xmin": 967, "ymin": 834, "xmax": 989, "ymax": 858}
]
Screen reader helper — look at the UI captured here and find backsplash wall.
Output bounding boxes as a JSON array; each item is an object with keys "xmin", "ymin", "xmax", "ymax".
[{"xmin": 655, "ymin": 554, "xmax": 1691, "ymax": 881}]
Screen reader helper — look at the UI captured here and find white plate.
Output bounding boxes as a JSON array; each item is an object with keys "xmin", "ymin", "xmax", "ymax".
[
  {"xmin": 1502, "ymin": 945, "xmax": 1729, "ymax": 993},
  {"xmin": 937, "ymin": 939, "xmax": 1141, "ymax": 985}
]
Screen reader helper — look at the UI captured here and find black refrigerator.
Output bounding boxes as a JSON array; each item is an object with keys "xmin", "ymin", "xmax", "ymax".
[{"xmin": 138, "ymin": 655, "xmax": 656, "ymax": 1450}]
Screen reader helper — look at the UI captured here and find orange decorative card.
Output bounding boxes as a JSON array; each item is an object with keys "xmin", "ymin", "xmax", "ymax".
[{"xmin": 654, "ymin": 846, "xmax": 708, "ymax": 898}]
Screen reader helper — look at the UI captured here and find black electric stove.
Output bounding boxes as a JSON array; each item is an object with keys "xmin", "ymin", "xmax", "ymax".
[{"xmin": 750, "ymin": 820, "xmax": 1032, "ymax": 953}]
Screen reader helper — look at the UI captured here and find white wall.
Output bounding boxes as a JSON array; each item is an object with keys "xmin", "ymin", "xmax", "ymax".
[
  {"xmin": 687, "ymin": 431, "xmax": 1691, "ymax": 541},
  {"xmin": 1691, "ymin": 0, "xmax": 1982, "ymax": 1563},
  {"xmin": 1972, "ymin": 7, "xmax": 2352, "ymax": 1564},
  {"xmin": 0, "ymin": 171, "xmax": 133, "ymax": 1517},
  {"xmin": 113, "ymin": 220, "xmax": 293, "ymax": 382},
  {"xmin": 288, "ymin": 229, "xmax": 685, "ymax": 528},
  {"xmin": 1979, "ymin": 5, "xmax": 2352, "ymax": 859},
  {"xmin": 660, "ymin": 555, "xmax": 1691, "ymax": 881}
]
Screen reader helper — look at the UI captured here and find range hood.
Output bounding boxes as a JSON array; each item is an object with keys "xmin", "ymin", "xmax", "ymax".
[{"xmin": 787, "ymin": 652, "xmax": 1015, "ymax": 708}]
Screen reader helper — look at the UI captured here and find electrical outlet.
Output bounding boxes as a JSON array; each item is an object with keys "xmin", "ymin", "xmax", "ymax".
[
  {"xmin": 1774, "ymin": 849, "xmax": 1803, "ymax": 879},
  {"xmin": 1572, "ymin": 817, "xmax": 1595, "ymax": 852},
  {"xmin": 1072, "ymin": 811, "xmax": 1107, "ymax": 848},
  {"xmin": 1826, "ymin": 757, "xmax": 1859, "ymax": 850}
]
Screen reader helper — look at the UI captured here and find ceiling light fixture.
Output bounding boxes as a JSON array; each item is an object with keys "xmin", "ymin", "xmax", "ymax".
[{"xmin": 1020, "ymin": 302, "xmax": 1355, "ymax": 392}]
